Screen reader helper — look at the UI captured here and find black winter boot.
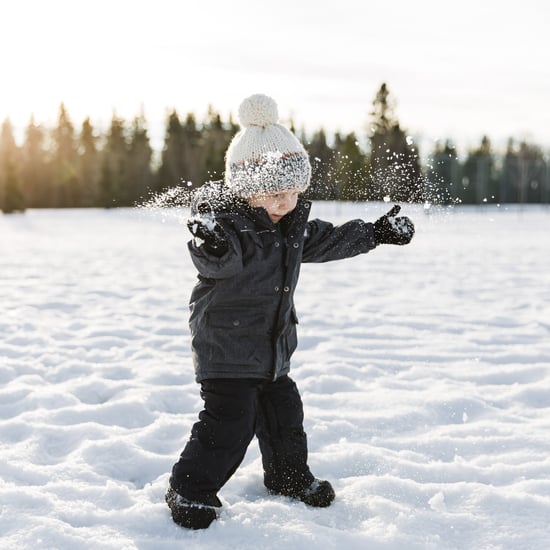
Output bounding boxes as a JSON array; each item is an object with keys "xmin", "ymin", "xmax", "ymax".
[
  {"xmin": 267, "ymin": 478, "xmax": 335, "ymax": 508},
  {"xmin": 165, "ymin": 487, "xmax": 219, "ymax": 529}
]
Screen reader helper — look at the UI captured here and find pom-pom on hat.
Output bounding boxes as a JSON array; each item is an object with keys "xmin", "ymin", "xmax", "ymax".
[{"xmin": 225, "ymin": 94, "xmax": 311, "ymax": 198}]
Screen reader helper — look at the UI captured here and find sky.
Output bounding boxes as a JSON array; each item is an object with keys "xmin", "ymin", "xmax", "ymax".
[{"xmin": 2, "ymin": 0, "xmax": 549, "ymax": 156}]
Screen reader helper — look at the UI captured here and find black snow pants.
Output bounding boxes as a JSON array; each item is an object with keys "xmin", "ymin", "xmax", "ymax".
[{"xmin": 169, "ymin": 375, "xmax": 314, "ymax": 505}]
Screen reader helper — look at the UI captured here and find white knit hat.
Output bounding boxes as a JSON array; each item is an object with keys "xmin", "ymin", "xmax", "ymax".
[{"xmin": 224, "ymin": 94, "xmax": 311, "ymax": 198}]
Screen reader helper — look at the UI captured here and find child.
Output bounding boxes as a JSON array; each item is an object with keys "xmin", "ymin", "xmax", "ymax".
[{"xmin": 166, "ymin": 94, "xmax": 414, "ymax": 529}]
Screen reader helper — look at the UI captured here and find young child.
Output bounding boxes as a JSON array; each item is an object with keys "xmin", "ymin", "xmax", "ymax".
[{"xmin": 166, "ymin": 94, "xmax": 414, "ymax": 529}]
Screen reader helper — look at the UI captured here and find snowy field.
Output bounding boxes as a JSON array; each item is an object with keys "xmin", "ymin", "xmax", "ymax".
[{"xmin": 1, "ymin": 202, "xmax": 550, "ymax": 550}]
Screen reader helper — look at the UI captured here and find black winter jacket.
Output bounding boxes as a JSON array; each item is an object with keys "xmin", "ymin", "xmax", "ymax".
[{"xmin": 187, "ymin": 183, "xmax": 378, "ymax": 382}]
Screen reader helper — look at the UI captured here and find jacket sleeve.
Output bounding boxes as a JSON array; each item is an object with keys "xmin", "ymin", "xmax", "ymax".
[
  {"xmin": 187, "ymin": 221, "xmax": 243, "ymax": 279},
  {"xmin": 301, "ymin": 218, "xmax": 377, "ymax": 263}
]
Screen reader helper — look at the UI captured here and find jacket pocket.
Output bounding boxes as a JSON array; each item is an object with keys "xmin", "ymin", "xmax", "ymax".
[
  {"xmin": 207, "ymin": 308, "xmax": 268, "ymax": 331},
  {"xmin": 203, "ymin": 309, "xmax": 269, "ymax": 367}
]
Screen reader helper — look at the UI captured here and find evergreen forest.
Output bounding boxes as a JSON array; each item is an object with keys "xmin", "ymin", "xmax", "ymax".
[{"xmin": 1, "ymin": 83, "xmax": 548, "ymax": 213}]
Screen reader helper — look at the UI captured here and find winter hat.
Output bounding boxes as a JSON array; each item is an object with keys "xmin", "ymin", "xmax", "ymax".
[{"xmin": 224, "ymin": 94, "xmax": 311, "ymax": 198}]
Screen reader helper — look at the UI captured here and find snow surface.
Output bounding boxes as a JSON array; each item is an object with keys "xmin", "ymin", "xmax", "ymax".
[{"xmin": 1, "ymin": 203, "xmax": 550, "ymax": 550}]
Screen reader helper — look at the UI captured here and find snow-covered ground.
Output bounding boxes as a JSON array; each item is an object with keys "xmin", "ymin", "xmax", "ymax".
[{"xmin": 1, "ymin": 202, "xmax": 549, "ymax": 550}]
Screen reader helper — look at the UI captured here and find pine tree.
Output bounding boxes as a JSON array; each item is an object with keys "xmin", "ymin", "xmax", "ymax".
[
  {"xmin": 500, "ymin": 139, "xmax": 546, "ymax": 204},
  {"xmin": 500, "ymin": 139, "xmax": 520, "ymax": 203},
  {"xmin": 127, "ymin": 112, "xmax": 154, "ymax": 204},
  {"xmin": 0, "ymin": 118, "xmax": 25, "ymax": 213},
  {"xmin": 427, "ymin": 140, "xmax": 460, "ymax": 205},
  {"xmin": 78, "ymin": 117, "xmax": 100, "ymax": 206},
  {"xmin": 2, "ymin": 159, "xmax": 25, "ymax": 213},
  {"xmin": 157, "ymin": 110, "xmax": 186, "ymax": 192},
  {"xmin": 369, "ymin": 83, "xmax": 423, "ymax": 202},
  {"xmin": 99, "ymin": 114, "xmax": 129, "ymax": 207},
  {"xmin": 461, "ymin": 136, "xmax": 496, "ymax": 204},
  {"xmin": 51, "ymin": 103, "xmax": 79, "ymax": 207},
  {"xmin": 181, "ymin": 112, "xmax": 203, "ymax": 188},
  {"xmin": 333, "ymin": 132, "xmax": 368, "ymax": 200},
  {"xmin": 21, "ymin": 115, "xmax": 48, "ymax": 208},
  {"xmin": 304, "ymin": 129, "xmax": 335, "ymax": 200},
  {"xmin": 203, "ymin": 107, "xmax": 237, "ymax": 183}
]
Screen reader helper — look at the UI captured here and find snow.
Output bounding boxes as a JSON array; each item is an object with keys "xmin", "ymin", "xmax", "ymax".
[{"xmin": 1, "ymin": 203, "xmax": 550, "ymax": 549}]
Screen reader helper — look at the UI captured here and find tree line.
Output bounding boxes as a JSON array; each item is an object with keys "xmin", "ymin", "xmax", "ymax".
[{"xmin": 1, "ymin": 83, "xmax": 549, "ymax": 213}]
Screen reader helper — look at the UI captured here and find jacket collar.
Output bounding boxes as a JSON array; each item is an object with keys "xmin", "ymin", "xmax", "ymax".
[{"xmin": 245, "ymin": 197, "xmax": 311, "ymax": 233}]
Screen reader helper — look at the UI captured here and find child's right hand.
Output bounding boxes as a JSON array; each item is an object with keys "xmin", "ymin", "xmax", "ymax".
[
  {"xmin": 373, "ymin": 205, "xmax": 415, "ymax": 245},
  {"xmin": 187, "ymin": 213, "xmax": 229, "ymax": 256}
]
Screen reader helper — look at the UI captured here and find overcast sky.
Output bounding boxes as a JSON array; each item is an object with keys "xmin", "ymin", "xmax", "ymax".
[{"xmin": 2, "ymin": 0, "xmax": 549, "ymax": 155}]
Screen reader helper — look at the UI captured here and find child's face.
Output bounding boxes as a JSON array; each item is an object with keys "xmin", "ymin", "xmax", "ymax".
[{"xmin": 248, "ymin": 190, "xmax": 299, "ymax": 223}]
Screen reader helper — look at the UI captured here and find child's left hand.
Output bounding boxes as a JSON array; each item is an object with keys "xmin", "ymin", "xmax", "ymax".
[{"xmin": 373, "ymin": 205, "xmax": 415, "ymax": 245}]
